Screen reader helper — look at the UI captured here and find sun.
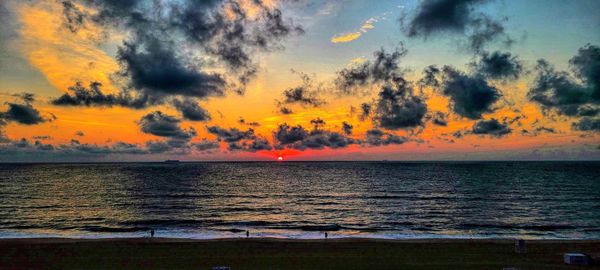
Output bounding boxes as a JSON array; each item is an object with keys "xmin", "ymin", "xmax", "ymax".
[{"xmin": 277, "ymin": 156, "xmax": 284, "ymax": 161}]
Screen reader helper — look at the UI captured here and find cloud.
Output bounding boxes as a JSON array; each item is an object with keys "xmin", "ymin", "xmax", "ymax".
[
  {"xmin": 206, "ymin": 125, "xmax": 273, "ymax": 152},
  {"xmin": 228, "ymin": 137, "xmax": 273, "ymax": 152},
  {"xmin": 238, "ymin": 118, "xmax": 260, "ymax": 127},
  {"xmin": 1, "ymin": 103, "xmax": 47, "ymax": 125},
  {"xmin": 207, "ymin": 126, "xmax": 255, "ymax": 143},
  {"xmin": 334, "ymin": 46, "xmax": 428, "ymax": 130},
  {"xmin": 359, "ymin": 103, "xmax": 372, "ymax": 121},
  {"xmin": 145, "ymin": 140, "xmax": 172, "ymax": 154},
  {"xmin": 279, "ymin": 106, "xmax": 293, "ymax": 114},
  {"xmin": 52, "ymin": 81, "xmax": 151, "ymax": 108},
  {"xmin": 330, "ymin": 15, "xmax": 381, "ymax": 44},
  {"xmin": 116, "ymin": 35, "xmax": 228, "ymax": 99},
  {"xmin": 273, "ymin": 122, "xmax": 356, "ymax": 150},
  {"xmin": 364, "ymin": 129, "xmax": 407, "ymax": 146},
  {"xmin": 277, "ymin": 72, "xmax": 325, "ymax": 109},
  {"xmin": 280, "ymin": 86, "xmax": 324, "ymax": 107},
  {"xmin": 430, "ymin": 111, "xmax": 448, "ymax": 126},
  {"xmin": 472, "ymin": 118, "xmax": 511, "ymax": 137},
  {"xmin": 342, "ymin": 121, "xmax": 353, "ymax": 135},
  {"xmin": 372, "ymin": 79, "xmax": 428, "ymax": 129},
  {"xmin": 0, "ymin": 137, "xmax": 151, "ymax": 158},
  {"xmin": 529, "ymin": 45, "xmax": 600, "ymax": 119},
  {"xmin": 173, "ymin": 99, "xmax": 211, "ymax": 122},
  {"xmin": 274, "ymin": 123, "xmax": 308, "ymax": 144},
  {"xmin": 80, "ymin": 0, "xmax": 301, "ymax": 91},
  {"xmin": 32, "ymin": 135, "xmax": 52, "ymax": 140},
  {"xmin": 331, "ymin": 32, "xmax": 362, "ymax": 43},
  {"xmin": 401, "ymin": 0, "xmax": 508, "ymax": 52},
  {"xmin": 138, "ymin": 111, "xmax": 197, "ymax": 140},
  {"xmin": 423, "ymin": 65, "xmax": 500, "ymax": 119},
  {"xmin": 1, "ymin": 94, "xmax": 51, "ymax": 126},
  {"xmin": 335, "ymin": 46, "xmax": 408, "ymax": 94},
  {"xmin": 194, "ymin": 138, "xmax": 221, "ymax": 151},
  {"xmin": 572, "ymin": 117, "xmax": 600, "ymax": 132},
  {"xmin": 42, "ymin": 0, "xmax": 302, "ymax": 116},
  {"xmin": 472, "ymin": 51, "xmax": 523, "ymax": 80}
]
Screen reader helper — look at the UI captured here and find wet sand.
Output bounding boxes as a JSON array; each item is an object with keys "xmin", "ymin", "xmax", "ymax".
[{"xmin": 1, "ymin": 238, "xmax": 599, "ymax": 269}]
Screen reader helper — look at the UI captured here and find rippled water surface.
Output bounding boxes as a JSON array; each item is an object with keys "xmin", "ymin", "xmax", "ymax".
[{"xmin": 1, "ymin": 162, "xmax": 599, "ymax": 239}]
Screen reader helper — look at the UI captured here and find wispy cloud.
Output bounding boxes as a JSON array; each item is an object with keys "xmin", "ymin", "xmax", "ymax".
[
  {"xmin": 331, "ymin": 31, "xmax": 362, "ymax": 43},
  {"xmin": 330, "ymin": 13, "xmax": 388, "ymax": 44}
]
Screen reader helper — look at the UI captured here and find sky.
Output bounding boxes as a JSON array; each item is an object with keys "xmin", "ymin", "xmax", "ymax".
[{"xmin": 0, "ymin": 0, "xmax": 599, "ymax": 162}]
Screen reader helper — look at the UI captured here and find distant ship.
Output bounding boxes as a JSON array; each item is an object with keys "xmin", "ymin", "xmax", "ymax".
[{"xmin": 164, "ymin": 160, "xmax": 181, "ymax": 164}]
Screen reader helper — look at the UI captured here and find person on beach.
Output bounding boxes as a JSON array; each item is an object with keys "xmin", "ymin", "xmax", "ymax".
[
  {"xmin": 150, "ymin": 229, "xmax": 155, "ymax": 238},
  {"xmin": 325, "ymin": 232, "xmax": 328, "ymax": 239},
  {"xmin": 246, "ymin": 230, "xmax": 249, "ymax": 238}
]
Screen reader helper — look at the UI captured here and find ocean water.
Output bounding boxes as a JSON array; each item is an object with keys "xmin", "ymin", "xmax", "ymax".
[{"xmin": 0, "ymin": 161, "xmax": 599, "ymax": 240}]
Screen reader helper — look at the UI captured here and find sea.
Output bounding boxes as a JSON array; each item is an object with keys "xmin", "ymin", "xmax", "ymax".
[{"xmin": 0, "ymin": 161, "xmax": 599, "ymax": 240}]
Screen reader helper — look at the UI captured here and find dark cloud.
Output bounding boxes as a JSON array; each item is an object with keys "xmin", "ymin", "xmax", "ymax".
[
  {"xmin": 273, "ymin": 123, "xmax": 356, "ymax": 150},
  {"xmin": 61, "ymin": 0, "xmax": 85, "ymax": 33},
  {"xmin": 423, "ymin": 65, "xmax": 500, "ymax": 119},
  {"xmin": 116, "ymin": 35, "xmax": 227, "ymax": 98},
  {"xmin": 205, "ymin": 125, "xmax": 272, "ymax": 152},
  {"xmin": 467, "ymin": 16, "xmax": 507, "ymax": 53},
  {"xmin": 0, "ymin": 135, "xmax": 224, "ymax": 160},
  {"xmin": 535, "ymin": 127, "xmax": 556, "ymax": 134},
  {"xmin": 138, "ymin": 111, "xmax": 197, "ymax": 140},
  {"xmin": 529, "ymin": 45, "xmax": 600, "ymax": 118},
  {"xmin": 227, "ymin": 137, "xmax": 272, "ymax": 152},
  {"xmin": 570, "ymin": 44, "xmax": 600, "ymax": 100},
  {"xmin": 145, "ymin": 140, "xmax": 172, "ymax": 154},
  {"xmin": 195, "ymin": 139, "xmax": 221, "ymax": 151},
  {"xmin": 310, "ymin": 118, "xmax": 326, "ymax": 129},
  {"xmin": 276, "ymin": 72, "xmax": 324, "ymax": 113},
  {"xmin": 53, "ymin": 0, "xmax": 303, "ymax": 127},
  {"xmin": 14, "ymin": 93, "xmax": 36, "ymax": 104},
  {"xmin": 403, "ymin": 0, "xmax": 488, "ymax": 37},
  {"xmin": 207, "ymin": 126, "xmax": 255, "ymax": 142},
  {"xmin": 335, "ymin": 46, "xmax": 407, "ymax": 94},
  {"xmin": 52, "ymin": 81, "xmax": 151, "ymax": 108},
  {"xmin": 173, "ymin": 99, "xmax": 211, "ymax": 121},
  {"xmin": 62, "ymin": 0, "xmax": 302, "ymax": 97},
  {"xmin": 364, "ymin": 129, "xmax": 407, "ymax": 146},
  {"xmin": 472, "ymin": 51, "xmax": 523, "ymax": 80},
  {"xmin": 430, "ymin": 111, "xmax": 448, "ymax": 126},
  {"xmin": 572, "ymin": 117, "xmax": 600, "ymax": 132},
  {"xmin": 1, "ymin": 103, "xmax": 47, "ymax": 125},
  {"xmin": 401, "ymin": 0, "xmax": 508, "ymax": 52},
  {"xmin": 359, "ymin": 103, "xmax": 372, "ymax": 121},
  {"xmin": 279, "ymin": 106, "xmax": 293, "ymax": 115},
  {"xmin": 75, "ymin": 131, "xmax": 85, "ymax": 137},
  {"xmin": 279, "ymin": 86, "xmax": 324, "ymax": 107},
  {"xmin": 238, "ymin": 118, "xmax": 260, "ymax": 127},
  {"xmin": 418, "ymin": 65, "xmax": 441, "ymax": 88},
  {"xmin": 342, "ymin": 121, "xmax": 353, "ymax": 135},
  {"xmin": 372, "ymin": 78, "xmax": 427, "ymax": 129},
  {"xmin": 335, "ymin": 46, "xmax": 428, "ymax": 129},
  {"xmin": 472, "ymin": 118, "xmax": 511, "ymax": 137},
  {"xmin": 522, "ymin": 126, "xmax": 556, "ymax": 136},
  {"xmin": 274, "ymin": 124, "xmax": 308, "ymax": 145}
]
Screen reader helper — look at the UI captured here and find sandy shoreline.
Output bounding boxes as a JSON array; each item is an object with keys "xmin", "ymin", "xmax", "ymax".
[{"xmin": 1, "ymin": 237, "xmax": 599, "ymax": 269}]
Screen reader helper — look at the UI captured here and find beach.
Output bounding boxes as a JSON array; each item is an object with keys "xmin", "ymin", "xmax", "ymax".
[{"xmin": 1, "ymin": 238, "xmax": 599, "ymax": 269}]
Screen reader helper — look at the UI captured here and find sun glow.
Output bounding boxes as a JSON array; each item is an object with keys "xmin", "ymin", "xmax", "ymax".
[{"xmin": 277, "ymin": 156, "xmax": 284, "ymax": 161}]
